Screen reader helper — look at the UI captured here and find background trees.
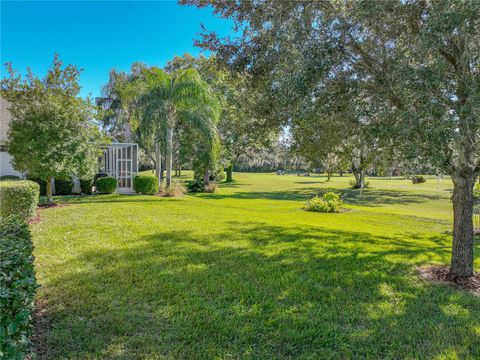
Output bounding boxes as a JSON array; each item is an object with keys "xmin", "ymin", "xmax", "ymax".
[
  {"xmin": 182, "ymin": 0, "xmax": 480, "ymax": 278},
  {"xmin": 101, "ymin": 61, "xmax": 220, "ymax": 191},
  {"xmin": 1, "ymin": 55, "xmax": 102, "ymax": 203}
]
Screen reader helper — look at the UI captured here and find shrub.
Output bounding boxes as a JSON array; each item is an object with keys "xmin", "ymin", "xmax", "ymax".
[
  {"xmin": 96, "ymin": 176, "xmax": 117, "ymax": 194},
  {"xmin": 0, "ymin": 180, "xmax": 39, "ymax": 222},
  {"xmin": 27, "ymin": 177, "xmax": 47, "ymax": 196},
  {"xmin": 163, "ymin": 183, "xmax": 186, "ymax": 197},
  {"xmin": 80, "ymin": 178, "xmax": 94, "ymax": 195},
  {"xmin": 133, "ymin": 175, "xmax": 158, "ymax": 195},
  {"xmin": 304, "ymin": 192, "xmax": 343, "ymax": 213},
  {"xmin": 54, "ymin": 177, "xmax": 73, "ymax": 195},
  {"xmin": 0, "ymin": 175, "xmax": 20, "ymax": 180},
  {"xmin": 474, "ymin": 183, "xmax": 480, "ymax": 197},
  {"xmin": 94, "ymin": 172, "xmax": 108, "ymax": 184},
  {"xmin": 0, "ymin": 217, "xmax": 38, "ymax": 359},
  {"xmin": 412, "ymin": 175, "xmax": 426, "ymax": 184},
  {"xmin": 187, "ymin": 180, "xmax": 204, "ymax": 193}
]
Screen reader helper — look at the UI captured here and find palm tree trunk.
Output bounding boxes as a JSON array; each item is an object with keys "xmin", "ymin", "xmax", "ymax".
[
  {"xmin": 166, "ymin": 125, "xmax": 174, "ymax": 190},
  {"xmin": 155, "ymin": 142, "xmax": 162, "ymax": 189},
  {"xmin": 46, "ymin": 176, "xmax": 54, "ymax": 204}
]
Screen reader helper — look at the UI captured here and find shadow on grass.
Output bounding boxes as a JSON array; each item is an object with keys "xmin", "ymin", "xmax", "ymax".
[
  {"xmin": 36, "ymin": 222, "xmax": 480, "ymax": 359},
  {"xmin": 197, "ymin": 187, "xmax": 444, "ymax": 207}
]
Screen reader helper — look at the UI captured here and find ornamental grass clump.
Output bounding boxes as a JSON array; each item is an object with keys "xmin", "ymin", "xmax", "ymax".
[{"xmin": 304, "ymin": 192, "xmax": 343, "ymax": 213}]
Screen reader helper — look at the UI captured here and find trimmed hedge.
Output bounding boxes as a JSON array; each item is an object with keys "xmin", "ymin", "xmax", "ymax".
[
  {"xmin": 0, "ymin": 217, "xmax": 38, "ymax": 359},
  {"xmin": 133, "ymin": 175, "xmax": 158, "ymax": 195},
  {"xmin": 54, "ymin": 178, "xmax": 74, "ymax": 195},
  {"xmin": 80, "ymin": 178, "xmax": 94, "ymax": 195},
  {"xmin": 27, "ymin": 177, "xmax": 47, "ymax": 196},
  {"xmin": 0, "ymin": 180, "xmax": 39, "ymax": 222},
  {"xmin": 96, "ymin": 176, "xmax": 117, "ymax": 194}
]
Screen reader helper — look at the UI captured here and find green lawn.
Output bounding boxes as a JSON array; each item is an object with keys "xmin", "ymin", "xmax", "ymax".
[{"xmin": 32, "ymin": 172, "xmax": 479, "ymax": 359}]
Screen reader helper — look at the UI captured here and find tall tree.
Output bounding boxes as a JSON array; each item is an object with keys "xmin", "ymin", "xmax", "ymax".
[
  {"xmin": 183, "ymin": 0, "xmax": 480, "ymax": 278},
  {"xmin": 167, "ymin": 54, "xmax": 270, "ymax": 182},
  {"xmin": 1, "ymin": 55, "xmax": 102, "ymax": 203},
  {"xmin": 140, "ymin": 67, "xmax": 219, "ymax": 190}
]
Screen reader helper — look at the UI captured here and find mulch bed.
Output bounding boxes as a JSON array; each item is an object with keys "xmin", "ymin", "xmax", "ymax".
[
  {"xmin": 418, "ymin": 265, "xmax": 480, "ymax": 295},
  {"xmin": 28, "ymin": 212, "xmax": 42, "ymax": 225}
]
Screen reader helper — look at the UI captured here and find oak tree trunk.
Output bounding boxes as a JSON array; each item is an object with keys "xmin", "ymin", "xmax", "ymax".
[
  {"xmin": 352, "ymin": 165, "xmax": 365, "ymax": 189},
  {"xmin": 449, "ymin": 173, "xmax": 476, "ymax": 278}
]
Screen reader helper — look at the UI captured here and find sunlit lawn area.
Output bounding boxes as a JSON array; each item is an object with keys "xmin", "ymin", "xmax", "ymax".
[{"xmin": 32, "ymin": 172, "xmax": 480, "ymax": 359}]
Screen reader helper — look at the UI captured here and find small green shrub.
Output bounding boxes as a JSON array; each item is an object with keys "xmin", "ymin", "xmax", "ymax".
[
  {"xmin": 133, "ymin": 175, "xmax": 158, "ymax": 195},
  {"xmin": 412, "ymin": 175, "xmax": 426, "ymax": 184},
  {"xmin": 304, "ymin": 192, "xmax": 343, "ymax": 213},
  {"xmin": 0, "ymin": 175, "xmax": 20, "ymax": 180},
  {"xmin": 94, "ymin": 173, "xmax": 108, "ymax": 184},
  {"xmin": 96, "ymin": 176, "xmax": 117, "ymax": 194},
  {"xmin": 186, "ymin": 180, "xmax": 216, "ymax": 193},
  {"xmin": 0, "ymin": 217, "xmax": 38, "ymax": 359},
  {"xmin": 187, "ymin": 180, "xmax": 204, "ymax": 193},
  {"xmin": 54, "ymin": 178, "xmax": 74, "ymax": 195},
  {"xmin": 474, "ymin": 183, "xmax": 480, "ymax": 197},
  {"xmin": 0, "ymin": 180, "xmax": 39, "ymax": 221},
  {"xmin": 80, "ymin": 178, "xmax": 94, "ymax": 195}
]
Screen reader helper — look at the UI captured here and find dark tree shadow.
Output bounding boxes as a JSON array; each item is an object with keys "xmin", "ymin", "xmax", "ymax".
[
  {"xmin": 36, "ymin": 222, "xmax": 480, "ymax": 359},
  {"xmin": 196, "ymin": 187, "xmax": 445, "ymax": 207}
]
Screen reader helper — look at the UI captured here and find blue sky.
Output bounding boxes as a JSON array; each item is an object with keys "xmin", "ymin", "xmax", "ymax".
[{"xmin": 1, "ymin": 1, "xmax": 233, "ymax": 98}]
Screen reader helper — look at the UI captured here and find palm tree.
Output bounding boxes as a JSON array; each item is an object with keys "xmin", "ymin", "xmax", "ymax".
[{"xmin": 140, "ymin": 67, "xmax": 219, "ymax": 190}]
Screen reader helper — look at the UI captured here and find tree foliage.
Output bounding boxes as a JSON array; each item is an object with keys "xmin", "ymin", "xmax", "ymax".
[
  {"xmin": 182, "ymin": 0, "xmax": 480, "ymax": 277},
  {"xmin": 1, "ymin": 55, "xmax": 103, "ymax": 203}
]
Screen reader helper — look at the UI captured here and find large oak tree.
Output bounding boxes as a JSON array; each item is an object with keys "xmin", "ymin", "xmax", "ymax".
[{"xmin": 183, "ymin": 0, "xmax": 480, "ymax": 278}]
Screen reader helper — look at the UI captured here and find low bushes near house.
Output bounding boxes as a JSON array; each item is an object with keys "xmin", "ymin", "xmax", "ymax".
[
  {"xmin": 0, "ymin": 180, "xmax": 39, "ymax": 222},
  {"xmin": 96, "ymin": 176, "xmax": 117, "ymax": 194},
  {"xmin": 0, "ymin": 175, "xmax": 20, "ymax": 180},
  {"xmin": 80, "ymin": 178, "xmax": 94, "ymax": 195},
  {"xmin": 133, "ymin": 175, "xmax": 158, "ymax": 195},
  {"xmin": 54, "ymin": 177, "xmax": 74, "ymax": 195},
  {"xmin": 304, "ymin": 192, "xmax": 344, "ymax": 213},
  {"xmin": 0, "ymin": 217, "xmax": 38, "ymax": 359},
  {"xmin": 412, "ymin": 175, "xmax": 426, "ymax": 184}
]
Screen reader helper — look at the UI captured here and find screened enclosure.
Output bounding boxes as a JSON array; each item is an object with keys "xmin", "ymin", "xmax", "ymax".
[{"xmin": 100, "ymin": 143, "xmax": 138, "ymax": 192}]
